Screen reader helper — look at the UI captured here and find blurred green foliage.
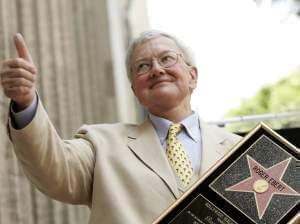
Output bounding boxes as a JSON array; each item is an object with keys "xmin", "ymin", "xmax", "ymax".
[{"xmin": 225, "ymin": 68, "xmax": 300, "ymax": 132}]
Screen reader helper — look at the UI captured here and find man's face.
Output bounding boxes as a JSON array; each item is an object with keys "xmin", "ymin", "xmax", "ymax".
[{"xmin": 131, "ymin": 36, "xmax": 197, "ymax": 115}]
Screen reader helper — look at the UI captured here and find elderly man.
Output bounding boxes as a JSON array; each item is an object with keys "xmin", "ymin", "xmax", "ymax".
[{"xmin": 0, "ymin": 31, "xmax": 240, "ymax": 224}]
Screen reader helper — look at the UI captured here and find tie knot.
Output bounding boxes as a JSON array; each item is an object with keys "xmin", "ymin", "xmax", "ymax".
[{"xmin": 168, "ymin": 123, "xmax": 182, "ymax": 136}]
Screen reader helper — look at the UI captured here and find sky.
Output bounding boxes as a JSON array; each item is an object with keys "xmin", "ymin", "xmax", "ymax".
[{"xmin": 146, "ymin": 0, "xmax": 300, "ymax": 122}]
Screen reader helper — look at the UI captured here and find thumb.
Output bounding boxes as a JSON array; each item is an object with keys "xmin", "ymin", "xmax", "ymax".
[{"xmin": 14, "ymin": 33, "xmax": 33, "ymax": 62}]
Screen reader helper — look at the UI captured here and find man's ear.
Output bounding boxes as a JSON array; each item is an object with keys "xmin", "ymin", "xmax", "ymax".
[
  {"xmin": 189, "ymin": 66, "xmax": 198, "ymax": 90},
  {"xmin": 131, "ymin": 84, "xmax": 136, "ymax": 95}
]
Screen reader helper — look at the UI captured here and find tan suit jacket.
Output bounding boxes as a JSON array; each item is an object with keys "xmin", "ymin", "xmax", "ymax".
[{"xmin": 8, "ymin": 100, "xmax": 241, "ymax": 224}]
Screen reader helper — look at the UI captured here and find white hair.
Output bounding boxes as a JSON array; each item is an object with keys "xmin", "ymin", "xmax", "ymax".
[{"xmin": 126, "ymin": 30, "xmax": 196, "ymax": 82}]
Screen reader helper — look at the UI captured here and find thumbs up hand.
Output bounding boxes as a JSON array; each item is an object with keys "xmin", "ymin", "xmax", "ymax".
[{"xmin": 0, "ymin": 33, "xmax": 38, "ymax": 111}]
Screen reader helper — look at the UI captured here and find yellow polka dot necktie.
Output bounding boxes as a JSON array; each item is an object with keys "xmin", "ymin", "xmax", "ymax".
[{"xmin": 166, "ymin": 123, "xmax": 193, "ymax": 186}]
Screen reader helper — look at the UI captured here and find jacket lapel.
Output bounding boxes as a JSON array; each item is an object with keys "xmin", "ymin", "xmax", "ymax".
[
  {"xmin": 200, "ymin": 122, "xmax": 230, "ymax": 175},
  {"xmin": 127, "ymin": 119, "xmax": 180, "ymax": 199}
]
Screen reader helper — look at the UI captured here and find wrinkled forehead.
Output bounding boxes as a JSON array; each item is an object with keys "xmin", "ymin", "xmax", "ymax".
[{"xmin": 131, "ymin": 36, "xmax": 181, "ymax": 63}]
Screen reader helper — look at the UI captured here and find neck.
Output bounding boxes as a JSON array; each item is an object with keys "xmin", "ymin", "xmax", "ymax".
[{"xmin": 150, "ymin": 103, "xmax": 193, "ymax": 123}]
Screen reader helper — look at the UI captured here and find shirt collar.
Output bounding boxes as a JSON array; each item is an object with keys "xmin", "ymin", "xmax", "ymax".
[{"xmin": 148, "ymin": 112, "xmax": 201, "ymax": 144}]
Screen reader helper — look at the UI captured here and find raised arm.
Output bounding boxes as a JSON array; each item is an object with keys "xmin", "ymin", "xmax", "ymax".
[{"xmin": 0, "ymin": 34, "xmax": 95, "ymax": 205}]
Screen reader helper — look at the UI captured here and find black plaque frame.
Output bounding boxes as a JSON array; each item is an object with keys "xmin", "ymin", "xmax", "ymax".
[{"xmin": 153, "ymin": 123, "xmax": 300, "ymax": 224}]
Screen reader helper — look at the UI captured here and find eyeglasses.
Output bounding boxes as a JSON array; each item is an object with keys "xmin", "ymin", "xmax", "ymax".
[{"xmin": 132, "ymin": 51, "xmax": 181, "ymax": 76}]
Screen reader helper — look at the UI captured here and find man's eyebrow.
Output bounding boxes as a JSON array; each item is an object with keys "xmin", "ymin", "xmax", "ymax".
[
  {"xmin": 134, "ymin": 57, "xmax": 150, "ymax": 63},
  {"xmin": 134, "ymin": 50, "xmax": 172, "ymax": 63}
]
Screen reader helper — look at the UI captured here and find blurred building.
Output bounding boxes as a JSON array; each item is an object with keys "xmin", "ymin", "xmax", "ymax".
[{"xmin": 0, "ymin": 0, "xmax": 148, "ymax": 223}]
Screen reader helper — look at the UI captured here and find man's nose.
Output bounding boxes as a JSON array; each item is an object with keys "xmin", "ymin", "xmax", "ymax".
[{"xmin": 149, "ymin": 60, "xmax": 164, "ymax": 77}]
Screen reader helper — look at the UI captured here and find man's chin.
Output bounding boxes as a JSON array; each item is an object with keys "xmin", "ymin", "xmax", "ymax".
[
  {"xmin": 150, "ymin": 83, "xmax": 178, "ymax": 95},
  {"xmin": 151, "ymin": 88, "xmax": 175, "ymax": 99},
  {"xmin": 150, "ymin": 91, "xmax": 182, "ymax": 106}
]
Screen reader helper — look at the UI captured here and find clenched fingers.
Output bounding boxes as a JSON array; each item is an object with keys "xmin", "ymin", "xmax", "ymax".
[
  {"xmin": 2, "ymin": 58, "xmax": 37, "ymax": 74},
  {"xmin": 3, "ymin": 86, "xmax": 32, "ymax": 99},
  {"xmin": 0, "ymin": 67, "xmax": 36, "ymax": 82},
  {"xmin": 1, "ymin": 77, "xmax": 34, "ymax": 89},
  {"xmin": 0, "ymin": 61, "xmax": 36, "ymax": 102}
]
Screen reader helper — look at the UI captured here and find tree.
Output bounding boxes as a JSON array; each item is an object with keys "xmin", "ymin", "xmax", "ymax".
[{"xmin": 225, "ymin": 68, "xmax": 300, "ymax": 132}]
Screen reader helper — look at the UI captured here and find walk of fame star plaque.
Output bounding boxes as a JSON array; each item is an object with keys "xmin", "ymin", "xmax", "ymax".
[{"xmin": 153, "ymin": 123, "xmax": 300, "ymax": 224}]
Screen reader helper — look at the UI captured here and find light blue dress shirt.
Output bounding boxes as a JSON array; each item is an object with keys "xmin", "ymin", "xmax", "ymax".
[
  {"xmin": 11, "ymin": 94, "xmax": 38, "ymax": 129},
  {"xmin": 149, "ymin": 113, "xmax": 202, "ymax": 175}
]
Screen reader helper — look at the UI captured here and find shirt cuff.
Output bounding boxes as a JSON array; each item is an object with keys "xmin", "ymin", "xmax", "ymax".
[{"xmin": 11, "ymin": 94, "xmax": 38, "ymax": 129}]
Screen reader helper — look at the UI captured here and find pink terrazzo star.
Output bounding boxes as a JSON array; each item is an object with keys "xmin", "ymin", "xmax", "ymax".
[{"xmin": 226, "ymin": 155, "xmax": 299, "ymax": 219}]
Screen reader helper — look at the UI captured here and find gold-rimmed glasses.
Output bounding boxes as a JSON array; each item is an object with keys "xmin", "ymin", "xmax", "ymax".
[{"xmin": 132, "ymin": 51, "xmax": 182, "ymax": 76}]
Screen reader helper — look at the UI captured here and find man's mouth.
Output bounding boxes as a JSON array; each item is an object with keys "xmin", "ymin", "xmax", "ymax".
[{"xmin": 150, "ymin": 80, "xmax": 171, "ymax": 89}]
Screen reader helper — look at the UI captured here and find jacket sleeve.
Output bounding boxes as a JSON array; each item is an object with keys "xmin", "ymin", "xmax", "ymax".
[{"xmin": 7, "ymin": 98, "xmax": 95, "ymax": 206}]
